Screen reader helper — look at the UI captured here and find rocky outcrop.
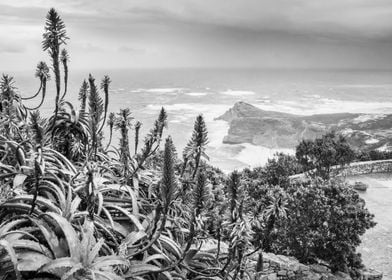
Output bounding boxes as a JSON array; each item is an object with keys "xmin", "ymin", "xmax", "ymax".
[
  {"xmin": 248, "ymin": 253, "xmax": 356, "ymax": 280},
  {"xmin": 216, "ymin": 101, "xmax": 392, "ymax": 151},
  {"xmin": 198, "ymin": 240, "xmax": 383, "ymax": 280}
]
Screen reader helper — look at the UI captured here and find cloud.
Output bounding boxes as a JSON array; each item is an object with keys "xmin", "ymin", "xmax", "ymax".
[{"xmin": 2, "ymin": 0, "xmax": 392, "ymax": 70}]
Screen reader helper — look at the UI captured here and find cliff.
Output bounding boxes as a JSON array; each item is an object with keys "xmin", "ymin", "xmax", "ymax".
[{"xmin": 216, "ymin": 101, "xmax": 392, "ymax": 150}]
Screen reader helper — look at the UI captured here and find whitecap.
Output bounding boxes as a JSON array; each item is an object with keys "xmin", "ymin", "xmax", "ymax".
[
  {"xmin": 132, "ymin": 88, "xmax": 186, "ymax": 94},
  {"xmin": 221, "ymin": 90, "xmax": 255, "ymax": 96},
  {"xmin": 254, "ymin": 99, "xmax": 392, "ymax": 115},
  {"xmin": 365, "ymin": 138, "xmax": 380, "ymax": 144},
  {"xmin": 185, "ymin": 92, "xmax": 208, "ymax": 96}
]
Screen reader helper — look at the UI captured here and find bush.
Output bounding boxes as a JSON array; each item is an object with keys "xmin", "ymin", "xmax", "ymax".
[
  {"xmin": 296, "ymin": 132, "xmax": 355, "ymax": 179},
  {"xmin": 242, "ymin": 175, "xmax": 376, "ymax": 278}
]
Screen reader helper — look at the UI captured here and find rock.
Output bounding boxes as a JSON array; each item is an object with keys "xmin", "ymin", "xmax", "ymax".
[
  {"xmin": 196, "ymin": 239, "xmax": 229, "ymax": 254},
  {"xmin": 244, "ymin": 250, "xmax": 388, "ymax": 280},
  {"xmin": 302, "ymin": 270, "xmax": 323, "ymax": 280},
  {"xmin": 309, "ymin": 264, "xmax": 331, "ymax": 274},
  {"xmin": 256, "ymin": 274, "xmax": 269, "ymax": 280},
  {"xmin": 361, "ymin": 268, "xmax": 383, "ymax": 280},
  {"xmin": 267, "ymin": 273, "xmax": 277, "ymax": 280},
  {"xmin": 333, "ymin": 272, "xmax": 351, "ymax": 280},
  {"xmin": 287, "ymin": 271, "xmax": 296, "ymax": 278},
  {"xmin": 216, "ymin": 101, "xmax": 392, "ymax": 151},
  {"xmin": 299, "ymin": 263, "xmax": 311, "ymax": 272}
]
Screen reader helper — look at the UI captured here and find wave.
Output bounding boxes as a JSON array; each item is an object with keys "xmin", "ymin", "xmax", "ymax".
[
  {"xmin": 365, "ymin": 138, "xmax": 380, "ymax": 144},
  {"xmin": 221, "ymin": 90, "xmax": 255, "ymax": 96},
  {"xmin": 146, "ymin": 103, "xmax": 229, "ymax": 120},
  {"xmin": 234, "ymin": 143, "xmax": 294, "ymax": 168},
  {"xmin": 146, "ymin": 103, "xmax": 230, "ymax": 155},
  {"xmin": 185, "ymin": 92, "xmax": 209, "ymax": 96},
  {"xmin": 336, "ymin": 84, "xmax": 392, "ymax": 89},
  {"xmin": 132, "ymin": 88, "xmax": 186, "ymax": 94},
  {"xmin": 254, "ymin": 99, "xmax": 392, "ymax": 115}
]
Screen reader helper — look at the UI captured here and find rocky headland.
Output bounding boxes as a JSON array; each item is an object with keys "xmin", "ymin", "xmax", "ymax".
[{"xmin": 215, "ymin": 101, "xmax": 392, "ymax": 150}]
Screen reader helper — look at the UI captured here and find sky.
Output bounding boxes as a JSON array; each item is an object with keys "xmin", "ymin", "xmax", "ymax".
[{"xmin": 1, "ymin": 0, "xmax": 392, "ymax": 71}]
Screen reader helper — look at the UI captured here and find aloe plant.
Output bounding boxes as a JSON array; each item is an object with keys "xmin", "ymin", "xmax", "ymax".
[
  {"xmin": 38, "ymin": 217, "xmax": 129, "ymax": 280},
  {"xmin": 114, "ymin": 108, "xmax": 133, "ymax": 178},
  {"xmin": 134, "ymin": 121, "xmax": 142, "ymax": 155},
  {"xmin": 136, "ymin": 108, "xmax": 167, "ymax": 173},
  {"xmin": 98, "ymin": 75, "xmax": 111, "ymax": 135},
  {"xmin": 105, "ymin": 112, "xmax": 115, "ymax": 151},
  {"xmin": 60, "ymin": 48, "xmax": 69, "ymax": 100},
  {"xmin": 88, "ymin": 74, "xmax": 104, "ymax": 159},
  {"xmin": 78, "ymin": 80, "xmax": 89, "ymax": 113},
  {"xmin": 182, "ymin": 114, "xmax": 209, "ymax": 179},
  {"xmin": 42, "ymin": 8, "xmax": 68, "ymax": 133},
  {"xmin": 0, "ymin": 8, "xmax": 271, "ymax": 280},
  {"xmin": 22, "ymin": 61, "xmax": 50, "ymax": 108},
  {"xmin": 51, "ymin": 101, "xmax": 90, "ymax": 160},
  {"xmin": 0, "ymin": 74, "xmax": 26, "ymax": 139}
]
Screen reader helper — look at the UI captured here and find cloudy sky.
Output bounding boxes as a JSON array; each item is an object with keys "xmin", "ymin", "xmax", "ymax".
[{"xmin": 1, "ymin": 0, "xmax": 392, "ymax": 71}]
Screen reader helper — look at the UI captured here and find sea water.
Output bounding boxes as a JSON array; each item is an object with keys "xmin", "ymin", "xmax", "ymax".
[{"xmin": 14, "ymin": 68, "xmax": 392, "ymax": 172}]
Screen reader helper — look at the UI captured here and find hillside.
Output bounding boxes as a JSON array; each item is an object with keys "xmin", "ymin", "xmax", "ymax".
[{"xmin": 216, "ymin": 101, "xmax": 392, "ymax": 150}]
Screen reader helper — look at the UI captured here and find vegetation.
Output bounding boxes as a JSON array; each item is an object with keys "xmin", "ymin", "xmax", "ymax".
[
  {"xmin": 296, "ymin": 131, "xmax": 355, "ymax": 179},
  {"xmin": 355, "ymin": 149, "xmax": 392, "ymax": 161},
  {"xmin": 240, "ymin": 141, "xmax": 375, "ymax": 278},
  {"xmin": 0, "ymin": 8, "xmax": 375, "ymax": 280}
]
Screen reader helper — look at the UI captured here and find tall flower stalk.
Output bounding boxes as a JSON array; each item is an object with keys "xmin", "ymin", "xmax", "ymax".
[
  {"xmin": 182, "ymin": 114, "xmax": 209, "ymax": 179},
  {"xmin": 78, "ymin": 80, "xmax": 89, "ymax": 112},
  {"xmin": 105, "ymin": 112, "xmax": 115, "ymax": 150},
  {"xmin": 114, "ymin": 108, "xmax": 133, "ymax": 178},
  {"xmin": 60, "ymin": 48, "xmax": 69, "ymax": 100},
  {"xmin": 42, "ymin": 8, "xmax": 68, "ymax": 132},
  {"xmin": 134, "ymin": 121, "xmax": 142, "ymax": 155},
  {"xmin": 88, "ymin": 74, "xmax": 104, "ymax": 159},
  {"xmin": 136, "ymin": 108, "xmax": 167, "ymax": 172},
  {"xmin": 22, "ymin": 61, "xmax": 50, "ymax": 105},
  {"xmin": 98, "ymin": 75, "xmax": 111, "ymax": 134}
]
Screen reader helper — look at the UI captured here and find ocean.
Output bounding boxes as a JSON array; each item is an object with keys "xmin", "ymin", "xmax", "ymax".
[{"xmin": 13, "ymin": 68, "xmax": 392, "ymax": 172}]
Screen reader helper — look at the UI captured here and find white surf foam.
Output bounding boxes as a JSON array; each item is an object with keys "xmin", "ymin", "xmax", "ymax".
[
  {"xmin": 254, "ymin": 99, "xmax": 392, "ymax": 115},
  {"xmin": 146, "ymin": 103, "xmax": 231, "ymax": 150},
  {"xmin": 365, "ymin": 138, "xmax": 380, "ymax": 144},
  {"xmin": 221, "ymin": 90, "xmax": 255, "ymax": 96},
  {"xmin": 185, "ymin": 92, "xmax": 208, "ymax": 96},
  {"xmin": 234, "ymin": 143, "xmax": 295, "ymax": 168},
  {"xmin": 132, "ymin": 88, "xmax": 186, "ymax": 94},
  {"xmin": 146, "ymin": 103, "xmax": 229, "ymax": 121},
  {"xmin": 353, "ymin": 114, "xmax": 386, "ymax": 124}
]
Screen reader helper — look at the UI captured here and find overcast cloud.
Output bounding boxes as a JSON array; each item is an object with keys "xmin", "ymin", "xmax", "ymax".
[{"xmin": 1, "ymin": 0, "xmax": 392, "ymax": 71}]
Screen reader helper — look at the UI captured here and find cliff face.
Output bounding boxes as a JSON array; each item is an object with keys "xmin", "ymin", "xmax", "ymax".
[{"xmin": 215, "ymin": 101, "xmax": 392, "ymax": 150}]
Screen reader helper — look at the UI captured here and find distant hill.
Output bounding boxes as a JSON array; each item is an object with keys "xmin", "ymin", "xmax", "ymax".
[{"xmin": 215, "ymin": 101, "xmax": 392, "ymax": 150}]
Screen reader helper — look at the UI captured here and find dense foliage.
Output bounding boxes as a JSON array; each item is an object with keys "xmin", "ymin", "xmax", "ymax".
[
  {"xmin": 356, "ymin": 149, "xmax": 392, "ymax": 161},
  {"xmin": 240, "ymin": 150, "xmax": 375, "ymax": 278},
  {"xmin": 296, "ymin": 132, "xmax": 355, "ymax": 179},
  {"xmin": 0, "ymin": 8, "xmax": 375, "ymax": 280}
]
